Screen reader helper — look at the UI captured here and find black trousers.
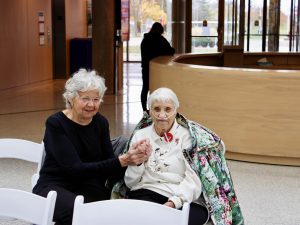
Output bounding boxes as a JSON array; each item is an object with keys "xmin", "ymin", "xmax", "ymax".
[
  {"xmin": 127, "ymin": 189, "xmax": 210, "ymax": 225},
  {"xmin": 141, "ymin": 67, "xmax": 149, "ymax": 111},
  {"xmin": 33, "ymin": 184, "xmax": 110, "ymax": 225}
]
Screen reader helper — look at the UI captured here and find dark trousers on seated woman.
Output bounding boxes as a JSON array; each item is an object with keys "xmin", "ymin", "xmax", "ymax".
[{"xmin": 127, "ymin": 189, "xmax": 210, "ymax": 225}]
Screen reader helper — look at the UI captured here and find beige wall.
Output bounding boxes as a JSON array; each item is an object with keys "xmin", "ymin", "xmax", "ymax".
[{"xmin": 0, "ymin": 0, "xmax": 52, "ymax": 91}]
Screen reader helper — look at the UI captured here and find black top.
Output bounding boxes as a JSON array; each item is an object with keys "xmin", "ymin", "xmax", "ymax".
[
  {"xmin": 33, "ymin": 111, "xmax": 124, "ymax": 193},
  {"xmin": 141, "ymin": 32, "xmax": 175, "ymax": 69}
]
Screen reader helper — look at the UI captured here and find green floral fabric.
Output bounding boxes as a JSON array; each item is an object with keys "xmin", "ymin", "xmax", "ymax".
[{"xmin": 112, "ymin": 113, "xmax": 244, "ymax": 225}]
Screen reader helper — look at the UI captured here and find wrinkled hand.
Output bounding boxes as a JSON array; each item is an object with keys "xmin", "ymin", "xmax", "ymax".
[
  {"xmin": 132, "ymin": 138, "xmax": 152, "ymax": 158},
  {"xmin": 119, "ymin": 139, "xmax": 152, "ymax": 167},
  {"xmin": 164, "ymin": 201, "xmax": 175, "ymax": 208}
]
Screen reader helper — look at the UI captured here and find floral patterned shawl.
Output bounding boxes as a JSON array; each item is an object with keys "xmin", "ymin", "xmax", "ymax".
[{"xmin": 112, "ymin": 113, "xmax": 244, "ymax": 225}]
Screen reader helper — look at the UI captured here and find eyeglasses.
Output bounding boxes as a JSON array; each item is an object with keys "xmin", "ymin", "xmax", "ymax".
[{"xmin": 78, "ymin": 96, "xmax": 101, "ymax": 104}]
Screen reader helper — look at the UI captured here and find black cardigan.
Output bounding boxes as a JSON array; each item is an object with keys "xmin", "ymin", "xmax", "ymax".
[{"xmin": 33, "ymin": 111, "xmax": 125, "ymax": 193}]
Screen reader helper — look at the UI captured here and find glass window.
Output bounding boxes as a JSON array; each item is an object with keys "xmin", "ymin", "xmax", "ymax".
[
  {"xmin": 244, "ymin": 0, "xmax": 265, "ymax": 51},
  {"xmin": 191, "ymin": 0, "xmax": 218, "ymax": 53},
  {"xmin": 244, "ymin": 0, "xmax": 299, "ymax": 52},
  {"xmin": 279, "ymin": 1, "xmax": 291, "ymax": 51},
  {"xmin": 123, "ymin": 0, "xmax": 172, "ymax": 62},
  {"xmin": 224, "ymin": 0, "xmax": 241, "ymax": 46},
  {"xmin": 280, "ymin": 0, "xmax": 300, "ymax": 52}
]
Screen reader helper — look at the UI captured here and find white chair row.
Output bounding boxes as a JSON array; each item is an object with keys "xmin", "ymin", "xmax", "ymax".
[
  {"xmin": 0, "ymin": 188, "xmax": 189, "ymax": 225},
  {"xmin": 0, "ymin": 138, "xmax": 44, "ymax": 188},
  {"xmin": 72, "ymin": 197, "xmax": 190, "ymax": 225},
  {"xmin": 0, "ymin": 138, "xmax": 190, "ymax": 225},
  {"xmin": 0, "ymin": 188, "xmax": 56, "ymax": 225}
]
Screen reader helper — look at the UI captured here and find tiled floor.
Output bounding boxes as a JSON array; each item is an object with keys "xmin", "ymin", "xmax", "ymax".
[{"xmin": 0, "ymin": 63, "xmax": 300, "ymax": 225}]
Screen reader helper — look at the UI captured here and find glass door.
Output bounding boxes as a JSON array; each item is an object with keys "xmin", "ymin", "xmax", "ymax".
[{"xmin": 191, "ymin": 0, "xmax": 219, "ymax": 52}]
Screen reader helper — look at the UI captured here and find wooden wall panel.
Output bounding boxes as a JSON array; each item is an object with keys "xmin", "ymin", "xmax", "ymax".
[
  {"xmin": 65, "ymin": 0, "xmax": 87, "ymax": 39},
  {"xmin": 0, "ymin": 0, "xmax": 52, "ymax": 91},
  {"xmin": 0, "ymin": 0, "xmax": 29, "ymax": 89},
  {"xmin": 28, "ymin": 0, "xmax": 53, "ymax": 82}
]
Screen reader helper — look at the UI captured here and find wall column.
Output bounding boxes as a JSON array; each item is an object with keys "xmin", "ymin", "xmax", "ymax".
[
  {"xmin": 172, "ymin": 0, "xmax": 187, "ymax": 53},
  {"xmin": 92, "ymin": 0, "xmax": 116, "ymax": 94},
  {"xmin": 268, "ymin": 0, "xmax": 280, "ymax": 51}
]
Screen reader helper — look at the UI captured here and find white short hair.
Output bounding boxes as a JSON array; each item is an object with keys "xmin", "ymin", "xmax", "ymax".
[
  {"xmin": 147, "ymin": 87, "xmax": 179, "ymax": 110},
  {"xmin": 63, "ymin": 69, "xmax": 107, "ymax": 108}
]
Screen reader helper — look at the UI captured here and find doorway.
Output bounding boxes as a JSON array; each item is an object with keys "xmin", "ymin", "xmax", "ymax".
[{"xmin": 52, "ymin": 0, "xmax": 66, "ymax": 79}]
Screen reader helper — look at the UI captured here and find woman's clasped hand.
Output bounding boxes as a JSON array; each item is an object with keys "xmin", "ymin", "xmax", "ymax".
[{"xmin": 119, "ymin": 139, "xmax": 152, "ymax": 166}]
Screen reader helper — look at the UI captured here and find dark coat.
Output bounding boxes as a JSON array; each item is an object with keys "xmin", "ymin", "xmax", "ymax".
[{"xmin": 141, "ymin": 32, "xmax": 175, "ymax": 69}]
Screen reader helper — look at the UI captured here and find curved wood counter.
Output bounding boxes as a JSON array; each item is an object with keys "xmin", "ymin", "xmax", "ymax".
[{"xmin": 149, "ymin": 54, "xmax": 300, "ymax": 166}]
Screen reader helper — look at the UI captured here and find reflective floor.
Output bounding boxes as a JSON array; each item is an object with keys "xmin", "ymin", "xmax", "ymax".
[
  {"xmin": 0, "ymin": 63, "xmax": 144, "ymax": 142},
  {"xmin": 0, "ymin": 63, "xmax": 300, "ymax": 225}
]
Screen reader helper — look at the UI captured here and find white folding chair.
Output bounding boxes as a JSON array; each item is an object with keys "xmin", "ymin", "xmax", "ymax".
[
  {"xmin": 0, "ymin": 188, "xmax": 56, "ymax": 225},
  {"xmin": 72, "ymin": 197, "xmax": 190, "ymax": 225},
  {"xmin": 0, "ymin": 138, "xmax": 44, "ymax": 188}
]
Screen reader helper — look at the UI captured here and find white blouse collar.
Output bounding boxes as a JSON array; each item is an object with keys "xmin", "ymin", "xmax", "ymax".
[{"xmin": 151, "ymin": 119, "xmax": 179, "ymax": 141}]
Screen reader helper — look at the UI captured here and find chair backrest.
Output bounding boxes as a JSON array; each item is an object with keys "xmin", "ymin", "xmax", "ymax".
[
  {"xmin": 0, "ymin": 138, "xmax": 45, "ymax": 188},
  {"xmin": 0, "ymin": 188, "xmax": 56, "ymax": 225},
  {"xmin": 72, "ymin": 197, "xmax": 190, "ymax": 225}
]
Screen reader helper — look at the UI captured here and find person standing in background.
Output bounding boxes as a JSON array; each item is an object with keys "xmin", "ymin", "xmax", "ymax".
[{"xmin": 140, "ymin": 22, "xmax": 175, "ymax": 113}]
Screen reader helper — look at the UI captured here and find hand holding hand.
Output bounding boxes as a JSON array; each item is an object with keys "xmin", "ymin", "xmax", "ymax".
[
  {"xmin": 164, "ymin": 201, "xmax": 175, "ymax": 208},
  {"xmin": 133, "ymin": 138, "xmax": 152, "ymax": 158},
  {"xmin": 119, "ymin": 139, "xmax": 152, "ymax": 167}
]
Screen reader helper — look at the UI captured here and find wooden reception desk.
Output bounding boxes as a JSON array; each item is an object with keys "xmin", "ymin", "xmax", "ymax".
[{"xmin": 149, "ymin": 53, "xmax": 300, "ymax": 166}]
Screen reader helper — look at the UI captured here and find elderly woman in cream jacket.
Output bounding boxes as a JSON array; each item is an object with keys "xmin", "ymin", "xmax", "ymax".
[{"xmin": 124, "ymin": 88, "xmax": 210, "ymax": 225}]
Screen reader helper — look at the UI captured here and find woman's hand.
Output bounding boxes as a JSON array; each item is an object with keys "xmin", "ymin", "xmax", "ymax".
[
  {"xmin": 164, "ymin": 201, "xmax": 175, "ymax": 208},
  {"xmin": 119, "ymin": 139, "xmax": 152, "ymax": 167},
  {"xmin": 133, "ymin": 138, "xmax": 152, "ymax": 158}
]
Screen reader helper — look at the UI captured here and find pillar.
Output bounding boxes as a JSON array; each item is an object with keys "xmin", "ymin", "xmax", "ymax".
[{"xmin": 92, "ymin": 0, "xmax": 116, "ymax": 94}]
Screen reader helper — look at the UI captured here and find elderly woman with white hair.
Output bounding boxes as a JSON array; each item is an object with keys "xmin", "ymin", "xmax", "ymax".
[
  {"xmin": 122, "ymin": 87, "xmax": 244, "ymax": 225},
  {"xmin": 33, "ymin": 69, "xmax": 150, "ymax": 225}
]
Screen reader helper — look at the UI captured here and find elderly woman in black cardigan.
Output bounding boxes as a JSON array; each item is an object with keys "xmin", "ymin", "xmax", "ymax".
[{"xmin": 33, "ymin": 69, "xmax": 151, "ymax": 225}]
